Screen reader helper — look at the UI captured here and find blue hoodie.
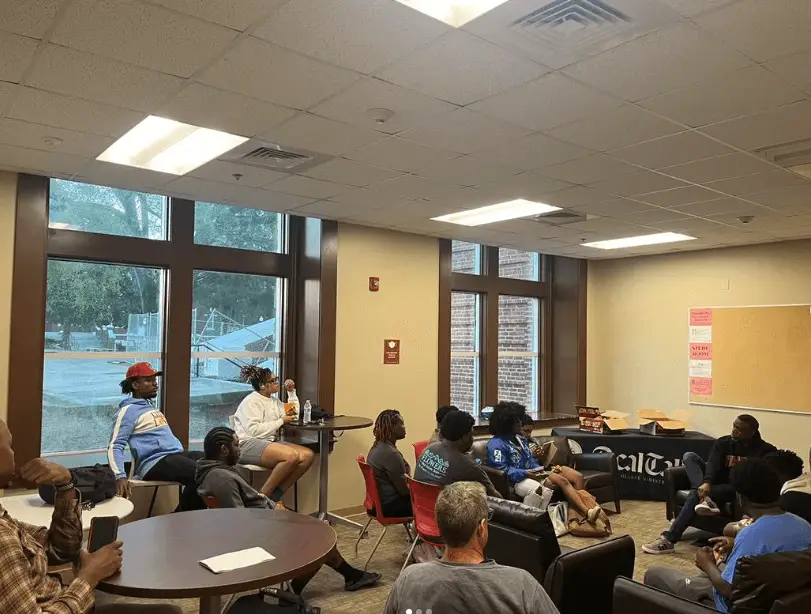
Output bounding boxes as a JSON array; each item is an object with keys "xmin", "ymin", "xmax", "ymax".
[
  {"xmin": 486, "ymin": 435, "xmax": 540, "ymax": 483},
  {"xmin": 107, "ymin": 397, "xmax": 184, "ymax": 479}
]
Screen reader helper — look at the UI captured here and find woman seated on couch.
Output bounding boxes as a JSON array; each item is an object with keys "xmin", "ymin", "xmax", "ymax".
[{"xmin": 487, "ymin": 401, "xmax": 600, "ymax": 522}]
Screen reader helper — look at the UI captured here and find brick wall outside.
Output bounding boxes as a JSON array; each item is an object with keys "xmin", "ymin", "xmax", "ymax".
[{"xmin": 450, "ymin": 243, "xmax": 539, "ymax": 415}]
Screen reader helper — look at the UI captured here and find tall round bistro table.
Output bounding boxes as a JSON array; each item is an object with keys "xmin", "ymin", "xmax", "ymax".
[
  {"xmin": 97, "ymin": 508, "xmax": 336, "ymax": 614},
  {"xmin": 288, "ymin": 416, "xmax": 372, "ymax": 529}
]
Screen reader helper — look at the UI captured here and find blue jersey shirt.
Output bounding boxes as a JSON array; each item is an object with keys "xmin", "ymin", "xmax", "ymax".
[
  {"xmin": 486, "ymin": 435, "xmax": 540, "ymax": 483},
  {"xmin": 716, "ymin": 512, "xmax": 811, "ymax": 612}
]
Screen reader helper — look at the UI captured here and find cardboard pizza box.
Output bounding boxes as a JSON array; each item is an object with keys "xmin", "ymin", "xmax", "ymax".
[
  {"xmin": 576, "ymin": 406, "xmax": 630, "ymax": 433},
  {"xmin": 638, "ymin": 409, "xmax": 691, "ymax": 436}
]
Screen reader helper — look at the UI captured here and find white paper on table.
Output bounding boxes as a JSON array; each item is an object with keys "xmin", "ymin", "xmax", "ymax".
[
  {"xmin": 689, "ymin": 326, "xmax": 712, "ymax": 343},
  {"xmin": 689, "ymin": 360, "xmax": 712, "ymax": 378},
  {"xmin": 199, "ymin": 547, "xmax": 275, "ymax": 574}
]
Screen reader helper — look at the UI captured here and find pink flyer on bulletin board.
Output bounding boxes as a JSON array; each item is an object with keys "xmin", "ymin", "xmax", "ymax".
[
  {"xmin": 690, "ymin": 343, "xmax": 712, "ymax": 360},
  {"xmin": 690, "ymin": 308, "xmax": 713, "ymax": 326},
  {"xmin": 690, "ymin": 377, "xmax": 713, "ymax": 396}
]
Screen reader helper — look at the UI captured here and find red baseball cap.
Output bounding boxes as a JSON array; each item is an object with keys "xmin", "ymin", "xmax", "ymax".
[{"xmin": 125, "ymin": 362, "xmax": 163, "ymax": 379}]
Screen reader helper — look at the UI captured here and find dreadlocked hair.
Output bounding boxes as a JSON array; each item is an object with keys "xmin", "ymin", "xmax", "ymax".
[
  {"xmin": 204, "ymin": 426, "xmax": 236, "ymax": 460},
  {"xmin": 374, "ymin": 409, "xmax": 402, "ymax": 443},
  {"xmin": 240, "ymin": 365, "xmax": 273, "ymax": 392},
  {"xmin": 120, "ymin": 377, "xmax": 135, "ymax": 394},
  {"xmin": 489, "ymin": 401, "xmax": 525, "ymax": 436}
]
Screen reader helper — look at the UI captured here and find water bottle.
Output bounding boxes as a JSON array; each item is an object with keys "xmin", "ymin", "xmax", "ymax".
[{"xmin": 303, "ymin": 400, "xmax": 312, "ymax": 424}]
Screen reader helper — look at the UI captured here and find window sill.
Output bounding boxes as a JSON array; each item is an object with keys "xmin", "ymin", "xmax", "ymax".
[{"xmin": 472, "ymin": 412, "xmax": 578, "ymax": 435}]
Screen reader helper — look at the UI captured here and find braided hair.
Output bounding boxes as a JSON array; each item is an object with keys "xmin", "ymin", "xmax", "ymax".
[
  {"xmin": 204, "ymin": 426, "xmax": 236, "ymax": 460},
  {"xmin": 240, "ymin": 365, "xmax": 273, "ymax": 392},
  {"xmin": 373, "ymin": 409, "xmax": 402, "ymax": 443},
  {"xmin": 489, "ymin": 401, "xmax": 525, "ymax": 436}
]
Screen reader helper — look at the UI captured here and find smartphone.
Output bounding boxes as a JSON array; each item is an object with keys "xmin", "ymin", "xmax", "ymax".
[{"xmin": 88, "ymin": 516, "xmax": 119, "ymax": 553}]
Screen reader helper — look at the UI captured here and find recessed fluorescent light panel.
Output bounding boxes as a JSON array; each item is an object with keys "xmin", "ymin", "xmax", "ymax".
[
  {"xmin": 395, "ymin": 0, "xmax": 509, "ymax": 27},
  {"xmin": 432, "ymin": 199, "xmax": 561, "ymax": 226},
  {"xmin": 583, "ymin": 232, "xmax": 696, "ymax": 250},
  {"xmin": 97, "ymin": 116, "xmax": 248, "ymax": 175}
]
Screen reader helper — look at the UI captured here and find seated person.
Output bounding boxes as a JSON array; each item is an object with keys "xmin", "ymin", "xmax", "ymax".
[
  {"xmin": 384, "ymin": 481, "xmax": 559, "ymax": 614},
  {"xmin": 415, "ymin": 410, "xmax": 501, "ymax": 498},
  {"xmin": 487, "ymin": 402, "xmax": 600, "ymax": 521},
  {"xmin": 643, "ymin": 414, "xmax": 776, "ymax": 555},
  {"xmin": 766, "ymin": 449, "xmax": 811, "ymax": 524},
  {"xmin": 644, "ymin": 457, "xmax": 811, "ymax": 613},
  {"xmin": 231, "ymin": 366, "xmax": 314, "ymax": 502},
  {"xmin": 367, "ymin": 409, "xmax": 412, "ymax": 517},
  {"xmin": 429, "ymin": 405, "xmax": 458, "ymax": 443},
  {"xmin": 196, "ymin": 427, "xmax": 380, "ymax": 593},
  {"xmin": 108, "ymin": 362, "xmax": 205, "ymax": 512},
  {"xmin": 0, "ymin": 418, "xmax": 180, "ymax": 613}
]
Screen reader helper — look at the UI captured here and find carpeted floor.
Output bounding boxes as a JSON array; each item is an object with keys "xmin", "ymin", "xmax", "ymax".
[{"xmin": 97, "ymin": 500, "xmax": 709, "ymax": 613}]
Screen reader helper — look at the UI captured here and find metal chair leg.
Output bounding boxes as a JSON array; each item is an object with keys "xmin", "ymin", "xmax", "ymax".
[
  {"xmin": 147, "ymin": 486, "xmax": 159, "ymax": 518},
  {"xmin": 399, "ymin": 536, "xmax": 421, "ymax": 575},
  {"xmin": 404, "ymin": 521, "xmax": 415, "ymax": 543},
  {"xmin": 293, "ymin": 481, "xmax": 298, "ymax": 512},
  {"xmin": 363, "ymin": 525, "xmax": 388, "ymax": 571},
  {"xmin": 354, "ymin": 516, "xmax": 373, "ymax": 555}
]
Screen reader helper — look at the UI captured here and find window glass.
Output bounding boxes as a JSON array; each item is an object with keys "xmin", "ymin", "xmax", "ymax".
[
  {"xmin": 497, "ymin": 295, "xmax": 539, "ymax": 412},
  {"xmin": 450, "ymin": 292, "xmax": 481, "ymax": 416},
  {"xmin": 498, "ymin": 248, "xmax": 539, "ymax": 281},
  {"xmin": 49, "ymin": 179, "xmax": 167, "ymax": 239},
  {"xmin": 190, "ymin": 271, "xmax": 283, "ymax": 442},
  {"xmin": 42, "ymin": 260, "xmax": 165, "ymax": 454},
  {"xmin": 451, "ymin": 241, "xmax": 482, "ymax": 274},
  {"xmin": 194, "ymin": 202, "xmax": 283, "ymax": 253}
]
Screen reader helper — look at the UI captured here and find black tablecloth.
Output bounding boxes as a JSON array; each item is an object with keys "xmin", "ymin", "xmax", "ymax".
[{"xmin": 552, "ymin": 427, "xmax": 715, "ymax": 501}]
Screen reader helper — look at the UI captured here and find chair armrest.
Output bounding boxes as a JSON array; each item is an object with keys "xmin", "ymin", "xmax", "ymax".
[
  {"xmin": 482, "ymin": 465, "xmax": 512, "ymax": 499},
  {"xmin": 665, "ymin": 466, "xmax": 690, "ymax": 520},
  {"xmin": 573, "ymin": 452, "xmax": 615, "ymax": 474}
]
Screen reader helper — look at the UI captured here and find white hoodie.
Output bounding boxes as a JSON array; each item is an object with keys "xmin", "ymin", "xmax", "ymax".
[{"xmin": 232, "ymin": 388, "xmax": 299, "ymax": 442}]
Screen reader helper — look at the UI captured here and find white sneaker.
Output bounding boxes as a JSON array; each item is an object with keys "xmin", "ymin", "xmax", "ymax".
[{"xmin": 695, "ymin": 496, "xmax": 721, "ymax": 516}]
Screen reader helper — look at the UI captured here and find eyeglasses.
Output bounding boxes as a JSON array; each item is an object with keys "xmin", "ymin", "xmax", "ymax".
[{"xmin": 268, "ymin": 377, "xmax": 279, "ymax": 384}]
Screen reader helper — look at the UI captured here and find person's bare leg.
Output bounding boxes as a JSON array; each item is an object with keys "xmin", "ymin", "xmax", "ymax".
[
  {"xmin": 278, "ymin": 443, "xmax": 315, "ymax": 492},
  {"xmin": 544, "ymin": 473, "xmax": 591, "ymax": 517},
  {"xmin": 556, "ymin": 466, "xmax": 585, "ymax": 490},
  {"xmin": 256, "ymin": 443, "xmax": 299, "ymax": 497}
]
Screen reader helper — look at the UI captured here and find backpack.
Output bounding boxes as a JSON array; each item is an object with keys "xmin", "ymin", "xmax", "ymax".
[
  {"xmin": 39, "ymin": 464, "xmax": 117, "ymax": 508},
  {"xmin": 567, "ymin": 489, "xmax": 612, "ymax": 538}
]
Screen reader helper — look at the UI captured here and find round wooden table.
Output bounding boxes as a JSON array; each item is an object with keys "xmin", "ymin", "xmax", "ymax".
[
  {"xmin": 288, "ymin": 416, "xmax": 372, "ymax": 529},
  {"xmin": 0, "ymin": 494, "xmax": 134, "ymax": 532},
  {"xmin": 97, "ymin": 508, "xmax": 336, "ymax": 614}
]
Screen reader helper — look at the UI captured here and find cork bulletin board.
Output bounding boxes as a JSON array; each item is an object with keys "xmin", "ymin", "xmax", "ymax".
[{"xmin": 688, "ymin": 304, "xmax": 811, "ymax": 414}]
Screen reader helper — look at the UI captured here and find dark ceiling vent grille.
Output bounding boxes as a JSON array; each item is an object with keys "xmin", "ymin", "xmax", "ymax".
[
  {"xmin": 220, "ymin": 141, "xmax": 332, "ymax": 173},
  {"xmin": 532, "ymin": 210, "xmax": 586, "ymax": 224}
]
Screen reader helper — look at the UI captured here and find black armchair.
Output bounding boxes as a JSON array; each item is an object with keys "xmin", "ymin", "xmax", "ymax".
[{"xmin": 665, "ymin": 465, "xmax": 739, "ymax": 536}]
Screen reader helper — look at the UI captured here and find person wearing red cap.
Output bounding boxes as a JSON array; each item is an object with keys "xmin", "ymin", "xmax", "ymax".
[{"xmin": 107, "ymin": 362, "xmax": 204, "ymax": 512}]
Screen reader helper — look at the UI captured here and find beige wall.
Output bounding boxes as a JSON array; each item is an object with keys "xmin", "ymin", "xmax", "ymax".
[
  {"xmin": 588, "ymin": 240, "xmax": 811, "ymax": 455},
  {"xmin": 0, "ymin": 172, "xmax": 16, "ymax": 422},
  {"xmin": 326, "ymin": 223, "xmax": 439, "ymax": 511}
]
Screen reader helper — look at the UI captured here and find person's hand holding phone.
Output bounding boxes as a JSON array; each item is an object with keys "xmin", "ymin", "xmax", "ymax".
[{"xmin": 78, "ymin": 542, "xmax": 123, "ymax": 587}]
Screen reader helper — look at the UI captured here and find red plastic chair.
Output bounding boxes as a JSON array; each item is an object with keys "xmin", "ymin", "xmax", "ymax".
[
  {"xmin": 355, "ymin": 456, "xmax": 415, "ymax": 570},
  {"xmin": 203, "ymin": 494, "xmax": 221, "ymax": 509},
  {"xmin": 413, "ymin": 440, "xmax": 430, "ymax": 463},
  {"xmin": 402, "ymin": 476, "xmax": 443, "ymax": 573}
]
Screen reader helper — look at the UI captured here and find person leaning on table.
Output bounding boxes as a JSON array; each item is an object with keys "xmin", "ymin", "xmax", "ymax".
[{"xmin": 0, "ymin": 417, "xmax": 180, "ymax": 614}]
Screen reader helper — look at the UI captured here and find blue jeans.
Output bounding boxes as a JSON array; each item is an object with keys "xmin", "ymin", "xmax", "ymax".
[{"xmin": 664, "ymin": 452, "xmax": 735, "ymax": 543}]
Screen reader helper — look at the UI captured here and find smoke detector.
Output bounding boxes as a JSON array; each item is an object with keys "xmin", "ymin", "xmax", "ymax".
[{"xmin": 367, "ymin": 108, "xmax": 395, "ymax": 125}]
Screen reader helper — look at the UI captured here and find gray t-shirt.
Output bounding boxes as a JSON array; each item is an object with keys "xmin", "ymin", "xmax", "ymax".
[
  {"xmin": 384, "ymin": 560, "xmax": 558, "ymax": 614},
  {"xmin": 367, "ymin": 440, "xmax": 410, "ymax": 506},
  {"xmin": 414, "ymin": 441, "xmax": 500, "ymax": 498}
]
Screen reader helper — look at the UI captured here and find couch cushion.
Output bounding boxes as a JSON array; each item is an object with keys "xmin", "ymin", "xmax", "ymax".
[
  {"xmin": 487, "ymin": 496, "xmax": 554, "ymax": 537},
  {"xmin": 581, "ymin": 469, "xmax": 613, "ymax": 490}
]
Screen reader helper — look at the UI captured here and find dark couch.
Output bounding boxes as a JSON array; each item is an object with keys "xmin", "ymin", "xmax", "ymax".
[
  {"xmin": 473, "ymin": 435, "xmax": 621, "ymax": 512},
  {"xmin": 665, "ymin": 465, "xmax": 740, "ymax": 536}
]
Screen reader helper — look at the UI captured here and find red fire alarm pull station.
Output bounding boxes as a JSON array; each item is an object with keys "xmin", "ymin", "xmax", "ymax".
[{"xmin": 369, "ymin": 277, "xmax": 379, "ymax": 292}]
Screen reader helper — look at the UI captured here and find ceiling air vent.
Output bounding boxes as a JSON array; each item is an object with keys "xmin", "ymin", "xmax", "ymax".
[
  {"xmin": 220, "ymin": 141, "xmax": 332, "ymax": 173},
  {"xmin": 532, "ymin": 210, "xmax": 587, "ymax": 224},
  {"xmin": 511, "ymin": 0, "xmax": 632, "ymax": 50},
  {"xmin": 754, "ymin": 138, "xmax": 811, "ymax": 182}
]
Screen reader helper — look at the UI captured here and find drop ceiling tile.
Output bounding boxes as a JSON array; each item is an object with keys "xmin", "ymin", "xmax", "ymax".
[
  {"xmin": 648, "ymin": 217, "xmax": 728, "ymax": 234},
  {"xmin": 703, "ymin": 170, "xmax": 810, "ymax": 196},
  {"xmin": 706, "ymin": 208, "xmax": 796, "ymax": 229},
  {"xmin": 188, "ymin": 160, "xmax": 287, "ymax": 187},
  {"xmin": 563, "ymin": 23, "xmax": 752, "ymax": 102},
  {"xmin": 376, "ymin": 30, "xmax": 547, "ymax": 106},
  {"xmin": 52, "ymin": 0, "xmax": 238, "ymax": 78},
  {"xmin": 271, "ymin": 175, "xmax": 347, "ymax": 199},
  {"xmin": 366, "ymin": 175, "xmax": 458, "ymax": 200},
  {"xmin": 292, "ymin": 199, "xmax": 378, "ymax": 219},
  {"xmin": 487, "ymin": 219, "xmax": 578, "ymax": 240},
  {"xmin": 72, "ymin": 160, "xmax": 176, "ymax": 192},
  {"xmin": 699, "ymin": 101, "xmax": 811, "ymax": 151},
  {"xmin": 696, "ymin": 0, "xmax": 811, "ymax": 63},
  {"xmin": 398, "ymin": 108, "xmax": 530, "ymax": 155},
  {"xmin": 25, "ymin": 44, "xmax": 185, "ymax": 112},
  {"xmin": 343, "ymin": 137, "xmax": 458, "ymax": 173},
  {"xmin": 0, "ymin": 0, "xmax": 63, "ymax": 38},
  {"xmin": 765, "ymin": 51, "xmax": 811, "ymax": 96},
  {"xmin": 254, "ymin": 0, "xmax": 448, "ymax": 75},
  {"xmin": 0, "ymin": 31, "xmax": 39, "ymax": 83},
  {"xmin": 166, "ymin": 176, "xmax": 314, "ymax": 210},
  {"xmin": 588, "ymin": 171, "xmax": 688, "ymax": 197},
  {"xmin": 149, "ymin": 0, "xmax": 285, "ymax": 30},
  {"xmin": 610, "ymin": 131, "xmax": 734, "ymax": 169},
  {"xmin": 638, "ymin": 65, "xmax": 806, "ymax": 128},
  {"xmin": 302, "ymin": 158, "xmax": 401, "ymax": 187},
  {"xmin": 327, "ymin": 187, "xmax": 414, "ymax": 208},
  {"xmin": 0, "ymin": 143, "xmax": 85, "ymax": 176},
  {"xmin": 660, "ymin": 153, "xmax": 777, "ymax": 184},
  {"xmin": 540, "ymin": 186, "xmax": 619, "ymax": 208},
  {"xmin": 570, "ymin": 198, "xmax": 657, "ymax": 216},
  {"xmin": 658, "ymin": 0, "xmax": 741, "ymax": 18},
  {"xmin": 634, "ymin": 185, "xmax": 723, "ymax": 207},
  {"xmin": 475, "ymin": 172, "xmax": 573, "ymax": 200},
  {"xmin": 259, "ymin": 113, "xmax": 385, "ymax": 157},
  {"xmin": 744, "ymin": 186, "xmax": 811, "ymax": 210},
  {"xmin": 159, "ymin": 83, "xmax": 296, "ymax": 138},
  {"xmin": 541, "ymin": 154, "xmax": 639, "ymax": 185},
  {"xmin": 0, "ymin": 118, "xmax": 113, "ymax": 157},
  {"xmin": 619, "ymin": 208, "xmax": 691, "ymax": 225},
  {"xmin": 470, "ymin": 73, "xmax": 624, "ymax": 132},
  {"xmin": 671, "ymin": 197, "xmax": 762, "ymax": 217},
  {"xmin": 563, "ymin": 217, "xmax": 654, "ymax": 237},
  {"xmin": 198, "ymin": 37, "xmax": 359, "ymax": 110},
  {"xmin": 416, "ymin": 156, "xmax": 520, "ymax": 187},
  {"xmin": 0, "ymin": 82, "xmax": 18, "ymax": 113},
  {"xmin": 474, "ymin": 133, "xmax": 592, "ymax": 172},
  {"xmin": 8, "ymin": 87, "xmax": 143, "ymax": 138}
]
